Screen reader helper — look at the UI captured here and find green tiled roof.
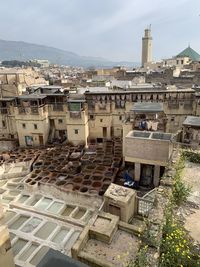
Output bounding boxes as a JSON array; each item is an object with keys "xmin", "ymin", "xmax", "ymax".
[{"xmin": 176, "ymin": 46, "xmax": 200, "ymax": 61}]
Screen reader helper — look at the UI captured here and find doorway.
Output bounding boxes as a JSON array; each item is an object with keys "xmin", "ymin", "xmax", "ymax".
[
  {"xmin": 103, "ymin": 127, "xmax": 107, "ymax": 138},
  {"xmin": 39, "ymin": 135, "xmax": 44, "ymax": 146}
]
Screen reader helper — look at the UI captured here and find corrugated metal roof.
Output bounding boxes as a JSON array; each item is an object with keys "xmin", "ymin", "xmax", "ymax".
[
  {"xmin": 131, "ymin": 102, "xmax": 164, "ymax": 112},
  {"xmin": 183, "ymin": 116, "xmax": 200, "ymax": 127},
  {"xmin": 18, "ymin": 94, "xmax": 47, "ymax": 100}
]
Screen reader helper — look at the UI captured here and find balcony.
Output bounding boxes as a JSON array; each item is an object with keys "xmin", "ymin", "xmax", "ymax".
[
  {"xmin": 15, "ymin": 105, "xmax": 47, "ymax": 118},
  {"xmin": 31, "ymin": 107, "xmax": 39, "ymax": 115},
  {"xmin": 53, "ymin": 104, "xmax": 64, "ymax": 112},
  {"xmin": 70, "ymin": 111, "xmax": 81, "ymax": 119},
  {"xmin": 0, "ymin": 108, "xmax": 9, "ymax": 115}
]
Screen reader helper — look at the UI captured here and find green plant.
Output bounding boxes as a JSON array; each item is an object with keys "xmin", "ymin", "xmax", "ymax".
[
  {"xmin": 160, "ymin": 209, "xmax": 200, "ymax": 267},
  {"xmin": 172, "ymin": 156, "xmax": 191, "ymax": 206},
  {"xmin": 128, "ymin": 245, "xmax": 148, "ymax": 267},
  {"xmin": 172, "ymin": 178, "xmax": 191, "ymax": 206},
  {"xmin": 182, "ymin": 150, "xmax": 200, "ymax": 164}
]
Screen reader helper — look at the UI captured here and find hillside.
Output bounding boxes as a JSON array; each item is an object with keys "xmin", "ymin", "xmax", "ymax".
[{"xmin": 0, "ymin": 39, "xmax": 136, "ymax": 68}]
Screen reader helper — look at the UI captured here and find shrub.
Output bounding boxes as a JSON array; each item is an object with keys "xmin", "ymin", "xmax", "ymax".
[
  {"xmin": 128, "ymin": 245, "xmax": 148, "ymax": 267},
  {"xmin": 182, "ymin": 150, "xmax": 200, "ymax": 164},
  {"xmin": 172, "ymin": 178, "xmax": 191, "ymax": 206},
  {"xmin": 172, "ymin": 156, "xmax": 191, "ymax": 206},
  {"xmin": 160, "ymin": 209, "xmax": 200, "ymax": 267}
]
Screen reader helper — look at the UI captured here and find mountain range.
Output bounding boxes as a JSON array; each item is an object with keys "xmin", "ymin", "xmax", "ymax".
[{"xmin": 0, "ymin": 39, "xmax": 138, "ymax": 68}]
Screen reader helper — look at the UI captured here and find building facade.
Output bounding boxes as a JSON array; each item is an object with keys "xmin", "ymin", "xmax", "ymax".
[{"xmin": 0, "ymin": 85, "xmax": 198, "ymax": 148}]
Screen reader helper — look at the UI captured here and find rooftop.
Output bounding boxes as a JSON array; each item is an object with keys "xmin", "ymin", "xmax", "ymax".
[
  {"xmin": 131, "ymin": 102, "xmax": 164, "ymax": 113},
  {"xmin": 176, "ymin": 46, "xmax": 200, "ymax": 62},
  {"xmin": 127, "ymin": 130, "xmax": 173, "ymax": 141},
  {"xmin": 18, "ymin": 94, "xmax": 47, "ymax": 100},
  {"xmin": 183, "ymin": 116, "xmax": 200, "ymax": 127}
]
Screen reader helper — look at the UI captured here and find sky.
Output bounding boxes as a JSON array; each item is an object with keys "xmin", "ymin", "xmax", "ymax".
[{"xmin": 0, "ymin": 0, "xmax": 199, "ymax": 62}]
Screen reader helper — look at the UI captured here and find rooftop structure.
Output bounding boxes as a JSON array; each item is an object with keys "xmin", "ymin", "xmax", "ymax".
[
  {"xmin": 176, "ymin": 46, "xmax": 200, "ymax": 62},
  {"xmin": 131, "ymin": 102, "xmax": 163, "ymax": 113},
  {"xmin": 183, "ymin": 116, "xmax": 200, "ymax": 127}
]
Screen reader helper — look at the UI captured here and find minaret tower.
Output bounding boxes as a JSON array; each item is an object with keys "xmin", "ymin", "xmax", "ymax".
[{"xmin": 141, "ymin": 25, "xmax": 153, "ymax": 67}]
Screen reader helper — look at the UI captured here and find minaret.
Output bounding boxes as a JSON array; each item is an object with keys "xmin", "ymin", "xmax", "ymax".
[{"xmin": 141, "ymin": 26, "xmax": 153, "ymax": 67}]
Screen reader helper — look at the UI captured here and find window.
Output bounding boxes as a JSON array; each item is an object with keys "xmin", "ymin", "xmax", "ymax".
[
  {"xmin": 100, "ymin": 119, "xmax": 103, "ymax": 122},
  {"xmin": 90, "ymin": 115, "xmax": 94, "ymax": 120},
  {"xmin": 34, "ymin": 124, "xmax": 38, "ymax": 130},
  {"xmin": 22, "ymin": 123, "xmax": 26, "ymax": 129},
  {"xmin": 74, "ymin": 129, "xmax": 79, "ymax": 134},
  {"xmin": 171, "ymin": 117, "xmax": 175, "ymax": 122},
  {"xmin": 58, "ymin": 119, "xmax": 63, "ymax": 124},
  {"xmin": 25, "ymin": 136, "xmax": 33, "ymax": 146},
  {"xmin": 119, "ymin": 115, "xmax": 122, "ymax": 121},
  {"xmin": 2, "ymin": 120, "xmax": 6, "ymax": 128}
]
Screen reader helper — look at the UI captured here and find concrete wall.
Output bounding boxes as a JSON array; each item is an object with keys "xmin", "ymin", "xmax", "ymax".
[{"xmin": 124, "ymin": 134, "xmax": 173, "ymax": 166}]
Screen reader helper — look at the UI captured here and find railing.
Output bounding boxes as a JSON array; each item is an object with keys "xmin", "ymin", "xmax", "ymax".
[
  {"xmin": 0, "ymin": 108, "xmax": 8, "ymax": 115},
  {"xmin": 17, "ymin": 106, "xmax": 46, "ymax": 115},
  {"xmin": 173, "ymin": 141, "xmax": 200, "ymax": 151},
  {"xmin": 70, "ymin": 111, "xmax": 81, "ymax": 119},
  {"xmin": 53, "ymin": 104, "xmax": 64, "ymax": 111},
  {"xmin": 136, "ymin": 188, "xmax": 156, "ymax": 217},
  {"xmin": 136, "ymin": 197, "xmax": 154, "ymax": 217},
  {"xmin": 31, "ymin": 107, "xmax": 39, "ymax": 115},
  {"xmin": 18, "ymin": 107, "xmax": 26, "ymax": 114}
]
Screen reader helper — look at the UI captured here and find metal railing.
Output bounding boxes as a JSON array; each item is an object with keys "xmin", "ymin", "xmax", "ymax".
[
  {"xmin": 52, "ymin": 104, "xmax": 64, "ymax": 111},
  {"xmin": 136, "ymin": 188, "xmax": 156, "ymax": 217},
  {"xmin": 136, "ymin": 197, "xmax": 154, "ymax": 217}
]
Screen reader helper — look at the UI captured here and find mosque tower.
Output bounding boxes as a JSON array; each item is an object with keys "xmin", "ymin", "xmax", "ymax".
[{"xmin": 141, "ymin": 26, "xmax": 153, "ymax": 67}]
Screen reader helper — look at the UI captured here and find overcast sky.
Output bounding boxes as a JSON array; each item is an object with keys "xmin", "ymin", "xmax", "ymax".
[{"xmin": 0, "ymin": 0, "xmax": 199, "ymax": 62}]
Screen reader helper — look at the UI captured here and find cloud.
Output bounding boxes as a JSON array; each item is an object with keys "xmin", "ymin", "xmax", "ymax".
[{"xmin": 0, "ymin": 0, "xmax": 199, "ymax": 61}]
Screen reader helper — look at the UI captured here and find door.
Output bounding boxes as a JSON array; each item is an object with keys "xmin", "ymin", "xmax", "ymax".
[
  {"xmin": 50, "ymin": 119, "xmax": 55, "ymax": 128},
  {"xmin": 39, "ymin": 135, "xmax": 44, "ymax": 146},
  {"xmin": 103, "ymin": 127, "xmax": 107, "ymax": 138}
]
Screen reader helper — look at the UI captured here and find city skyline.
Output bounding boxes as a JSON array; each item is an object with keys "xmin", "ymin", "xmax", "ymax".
[{"xmin": 0, "ymin": 0, "xmax": 199, "ymax": 62}]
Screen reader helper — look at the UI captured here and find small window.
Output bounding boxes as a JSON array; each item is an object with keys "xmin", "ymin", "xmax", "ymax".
[
  {"xmin": 100, "ymin": 119, "xmax": 103, "ymax": 122},
  {"xmin": 2, "ymin": 120, "xmax": 6, "ymax": 128},
  {"xmin": 74, "ymin": 129, "xmax": 79, "ymax": 134},
  {"xmin": 58, "ymin": 119, "xmax": 63, "ymax": 124},
  {"xmin": 90, "ymin": 115, "xmax": 94, "ymax": 120},
  {"xmin": 171, "ymin": 117, "xmax": 175, "ymax": 122},
  {"xmin": 34, "ymin": 124, "xmax": 37, "ymax": 130},
  {"xmin": 22, "ymin": 123, "xmax": 26, "ymax": 129},
  {"xmin": 119, "ymin": 115, "xmax": 122, "ymax": 121}
]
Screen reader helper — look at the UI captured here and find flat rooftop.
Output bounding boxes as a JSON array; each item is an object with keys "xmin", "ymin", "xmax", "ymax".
[
  {"xmin": 183, "ymin": 116, "xmax": 200, "ymax": 127},
  {"xmin": 131, "ymin": 102, "xmax": 164, "ymax": 113},
  {"xmin": 127, "ymin": 130, "xmax": 172, "ymax": 141}
]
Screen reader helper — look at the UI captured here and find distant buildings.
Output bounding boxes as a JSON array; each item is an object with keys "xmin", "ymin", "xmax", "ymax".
[
  {"xmin": 31, "ymin": 59, "xmax": 50, "ymax": 68},
  {"xmin": 0, "ymin": 68, "xmax": 48, "ymax": 97}
]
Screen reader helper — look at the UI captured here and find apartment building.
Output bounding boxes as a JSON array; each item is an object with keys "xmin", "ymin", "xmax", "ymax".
[
  {"xmin": 0, "ymin": 68, "xmax": 48, "ymax": 97},
  {"xmin": 0, "ymin": 84, "xmax": 198, "ymax": 148}
]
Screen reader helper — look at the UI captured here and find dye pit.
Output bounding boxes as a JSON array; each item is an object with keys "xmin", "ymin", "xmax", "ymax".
[{"xmin": 0, "ymin": 139, "xmax": 124, "ymax": 266}]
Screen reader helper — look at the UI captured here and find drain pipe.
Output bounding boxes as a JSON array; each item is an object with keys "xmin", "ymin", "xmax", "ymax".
[
  {"xmin": 98, "ymin": 199, "xmax": 105, "ymax": 212},
  {"xmin": 90, "ymin": 199, "xmax": 106, "ymax": 226}
]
